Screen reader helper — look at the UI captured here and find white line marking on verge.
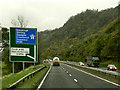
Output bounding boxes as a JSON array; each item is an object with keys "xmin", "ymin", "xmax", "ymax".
[
  {"xmin": 74, "ymin": 79, "xmax": 78, "ymax": 82},
  {"xmin": 37, "ymin": 65, "xmax": 52, "ymax": 90},
  {"xmin": 64, "ymin": 64, "xmax": 120, "ymax": 87}
]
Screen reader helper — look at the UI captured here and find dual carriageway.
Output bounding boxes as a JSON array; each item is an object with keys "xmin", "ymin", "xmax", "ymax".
[{"xmin": 37, "ymin": 62, "xmax": 120, "ymax": 89}]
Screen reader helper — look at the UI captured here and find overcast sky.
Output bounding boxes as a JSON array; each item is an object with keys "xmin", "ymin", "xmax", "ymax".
[{"xmin": 0, "ymin": 0, "xmax": 119, "ymax": 31}]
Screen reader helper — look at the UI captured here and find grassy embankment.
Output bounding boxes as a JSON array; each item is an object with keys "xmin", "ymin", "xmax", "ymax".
[
  {"xmin": 16, "ymin": 64, "xmax": 49, "ymax": 89},
  {"xmin": 2, "ymin": 63, "xmax": 49, "ymax": 89}
]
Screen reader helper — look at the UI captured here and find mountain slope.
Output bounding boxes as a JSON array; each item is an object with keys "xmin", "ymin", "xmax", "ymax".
[{"xmin": 38, "ymin": 5, "xmax": 119, "ymax": 63}]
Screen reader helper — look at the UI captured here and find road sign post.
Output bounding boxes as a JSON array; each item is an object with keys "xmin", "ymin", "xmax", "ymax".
[
  {"xmin": 10, "ymin": 27, "xmax": 38, "ymax": 73},
  {"xmin": 34, "ymin": 45, "xmax": 36, "ymax": 69},
  {"xmin": 23, "ymin": 62, "xmax": 24, "ymax": 72},
  {"xmin": 13, "ymin": 62, "xmax": 14, "ymax": 74}
]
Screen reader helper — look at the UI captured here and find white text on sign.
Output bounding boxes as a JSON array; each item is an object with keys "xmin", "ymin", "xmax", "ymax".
[{"xmin": 11, "ymin": 47, "xmax": 30, "ymax": 56}]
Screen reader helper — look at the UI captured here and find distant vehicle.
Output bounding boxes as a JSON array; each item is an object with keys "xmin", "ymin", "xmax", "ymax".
[
  {"xmin": 107, "ymin": 65, "xmax": 117, "ymax": 71},
  {"xmin": 49, "ymin": 59, "xmax": 52, "ymax": 62},
  {"xmin": 79, "ymin": 62, "xmax": 84, "ymax": 66},
  {"xmin": 43, "ymin": 59, "xmax": 49, "ymax": 63},
  {"xmin": 53, "ymin": 57, "xmax": 60, "ymax": 66},
  {"xmin": 43, "ymin": 60, "xmax": 46, "ymax": 63},
  {"xmin": 86, "ymin": 56, "xmax": 100, "ymax": 67},
  {"xmin": 46, "ymin": 59, "xmax": 49, "ymax": 63}
]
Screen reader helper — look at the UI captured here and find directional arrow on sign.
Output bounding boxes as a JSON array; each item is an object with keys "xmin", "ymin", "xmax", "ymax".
[{"xmin": 27, "ymin": 55, "xmax": 35, "ymax": 60}]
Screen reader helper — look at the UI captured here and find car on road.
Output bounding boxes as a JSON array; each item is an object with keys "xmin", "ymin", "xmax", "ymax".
[
  {"xmin": 107, "ymin": 65, "xmax": 117, "ymax": 71},
  {"xmin": 79, "ymin": 62, "xmax": 84, "ymax": 66},
  {"xmin": 43, "ymin": 59, "xmax": 49, "ymax": 63},
  {"xmin": 49, "ymin": 59, "xmax": 52, "ymax": 62},
  {"xmin": 53, "ymin": 57, "xmax": 60, "ymax": 66}
]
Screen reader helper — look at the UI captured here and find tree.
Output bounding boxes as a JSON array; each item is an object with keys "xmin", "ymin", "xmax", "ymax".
[{"xmin": 11, "ymin": 15, "xmax": 28, "ymax": 27}]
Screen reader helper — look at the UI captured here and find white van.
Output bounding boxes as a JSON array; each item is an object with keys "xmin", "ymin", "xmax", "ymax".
[{"xmin": 53, "ymin": 57, "xmax": 60, "ymax": 66}]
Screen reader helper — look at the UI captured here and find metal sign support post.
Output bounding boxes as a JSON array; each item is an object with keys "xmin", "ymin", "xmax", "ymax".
[
  {"xmin": 34, "ymin": 45, "xmax": 36, "ymax": 69},
  {"xmin": 13, "ymin": 62, "xmax": 14, "ymax": 74},
  {"xmin": 23, "ymin": 62, "xmax": 25, "ymax": 72}
]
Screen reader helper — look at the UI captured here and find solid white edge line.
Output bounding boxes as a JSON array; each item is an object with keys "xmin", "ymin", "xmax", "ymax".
[
  {"xmin": 37, "ymin": 65, "xmax": 52, "ymax": 90},
  {"xmin": 64, "ymin": 64, "xmax": 120, "ymax": 87}
]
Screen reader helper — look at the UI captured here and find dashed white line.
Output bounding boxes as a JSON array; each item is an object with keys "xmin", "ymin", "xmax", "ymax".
[
  {"xmin": 74, "ymin": 79, "xmax": 78, "ymax": 82},
  {"xmin": 66, "ymin": 71, "xmax": 68, "ymax": 73},
  {"xmin": 69, "ymin": 74, "xmax": 72, "ymax": 76},
  {"xmin": 61, "ymin": 67, "xmax": 64, "ymax": 69},
  {"xmin": 65, "ymin": 64, "xmax": 120, "ymax": 86}
]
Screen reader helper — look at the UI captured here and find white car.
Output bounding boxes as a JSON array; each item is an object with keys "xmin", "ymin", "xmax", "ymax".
[
  {"xmin": 49, "ymin": 59, "xmax": 52, "ymax": 62},
  {"xmin": 107, "ymin": 65, "xmax": 117, "ymax": 71},
  {"xmin": 79, "ymin": 62, "xmax": 84, "ymax": 66}
]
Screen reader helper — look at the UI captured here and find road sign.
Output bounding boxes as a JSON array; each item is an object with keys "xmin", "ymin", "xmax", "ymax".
[
  {"xmin": 16, "ymin": 28, "xmax": 36, "ymax": 44},
  {"xmin": 9, "ymin": 27, "xmax": 38, "ymax": 62}
]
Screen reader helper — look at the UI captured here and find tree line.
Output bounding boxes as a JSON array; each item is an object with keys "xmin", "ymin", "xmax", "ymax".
[{"xmin": 38, "ymin": 5, "xmax": 119, "ymax": 65}]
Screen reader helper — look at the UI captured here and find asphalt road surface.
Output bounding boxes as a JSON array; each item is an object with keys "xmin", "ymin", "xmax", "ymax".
[{"xmin": 40, "ymin": 63, "xmax": 119, "ymax": 89}]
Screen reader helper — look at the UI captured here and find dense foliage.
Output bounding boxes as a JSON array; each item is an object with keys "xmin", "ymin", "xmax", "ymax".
[{"xmin": 38, "ymin": 5, "xmax": 119, "ymax": 64}]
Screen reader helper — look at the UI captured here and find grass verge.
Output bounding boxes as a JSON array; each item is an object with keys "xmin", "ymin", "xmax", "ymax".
[
  {"xmin": 16, "ymin": 64, "xmax": 49, "ymax": 89},
  {"xmin": 2, "ymin": 64, "xmax": 46, "ymax": 88}
]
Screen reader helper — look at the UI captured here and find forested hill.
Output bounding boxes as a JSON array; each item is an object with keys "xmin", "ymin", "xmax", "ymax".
[{"xmin": 38, "ymin": 5, "xmax": 119, "ymax": 62}]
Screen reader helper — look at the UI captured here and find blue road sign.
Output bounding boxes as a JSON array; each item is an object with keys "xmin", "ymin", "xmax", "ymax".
[{"xmin": 16, "ymin": 28, "xmax": 37, "ymax": 44}]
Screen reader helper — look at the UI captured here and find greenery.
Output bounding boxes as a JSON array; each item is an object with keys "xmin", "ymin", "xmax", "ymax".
[
  {"xmin": 38, "ymin": 5, "xmax": 119, "ymax": 69},
  {"xmin": 16, "ymin": 64, "xmax": 49, "ymax": 89},
  {"xmin": 2, "ymin": 64, "xmax": 45, "ymax": 88}
]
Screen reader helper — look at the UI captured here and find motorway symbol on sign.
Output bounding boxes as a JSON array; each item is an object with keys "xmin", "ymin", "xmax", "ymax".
[{"xmin": 30, "ymin": 34, "xmax": 35, "ymax": 39}]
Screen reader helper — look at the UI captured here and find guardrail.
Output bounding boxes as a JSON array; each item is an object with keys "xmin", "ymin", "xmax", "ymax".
[
  {"xmin": 9, "ymin": 66, "xmax": 47, "ymax": 89},
  {"xmin": 62, "ymin": 61, "xmax": 120, "ymax": 77}
]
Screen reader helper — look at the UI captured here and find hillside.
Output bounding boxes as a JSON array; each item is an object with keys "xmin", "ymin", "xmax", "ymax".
[{"xmin": 38, "ymin": 5, "xmax": 119, "ymax": 63}]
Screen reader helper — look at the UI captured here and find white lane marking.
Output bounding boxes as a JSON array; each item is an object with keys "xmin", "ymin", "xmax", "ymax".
[
  {"xmin": 69, "ymin": 74, "xmax": 72, "ymax": 76},
  {"xmin": 66, "ymin": 71, "xmax": 68, "ymax": 73},
  {"xmin": 37, "ymin": 66, "xmax": 52, "ymax": 90},
  {"xmin": 64, "ymin": 64, "xmax": 120, "ymax": 87},
  {"xmin": 74, "ymin": 79, "xmax": 78, "ymax": 82}
]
